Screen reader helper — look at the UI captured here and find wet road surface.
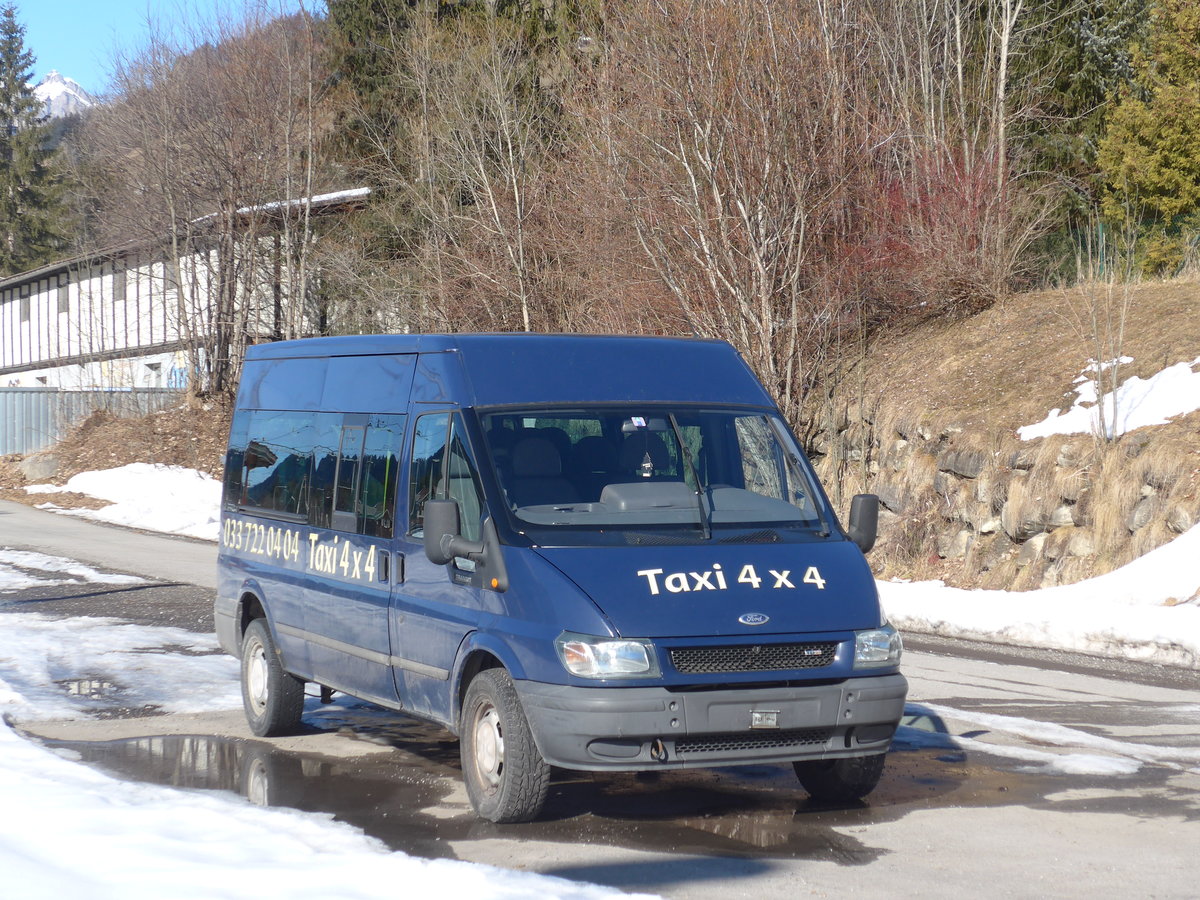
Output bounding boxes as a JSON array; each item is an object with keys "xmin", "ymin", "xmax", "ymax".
[{"xmin": 4, "ymin": 528, "xmax": 1199, "ymax": 898}]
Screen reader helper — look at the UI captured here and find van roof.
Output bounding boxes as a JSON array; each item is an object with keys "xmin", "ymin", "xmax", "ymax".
[{"xmin": 242, "ymin": 333, "xmax": 776, "ymax": 408}]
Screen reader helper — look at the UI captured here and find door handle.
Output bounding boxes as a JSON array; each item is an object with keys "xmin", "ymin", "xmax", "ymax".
[{"xmin": 382, "ymin": 551, "xmax": 405, "ymax": 584}]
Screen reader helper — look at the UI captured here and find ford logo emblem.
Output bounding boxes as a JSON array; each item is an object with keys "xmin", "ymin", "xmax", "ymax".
[{"xmin": 738, "ymin": 613, "xmax": 770, "ymax": 626}]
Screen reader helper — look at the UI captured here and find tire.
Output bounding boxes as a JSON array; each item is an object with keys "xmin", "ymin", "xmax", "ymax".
[
  {"xmin": 459, "ymin": 668, "xmax": 550, "ymax": 823},
  {"xmin": 241, "ymin": 618, "xmax": 305, "ymax": 737},
  {"xmin": 794, "ymin": 752, "xmax": 887, "ymax": 803}
]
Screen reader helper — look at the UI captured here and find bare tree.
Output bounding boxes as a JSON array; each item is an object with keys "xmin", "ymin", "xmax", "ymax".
[
  {"xmin": 595, "ymin": 0, "xmax": 881, "ymax": 429},
  {"xmin": 75, "ymin": 6, "xmax": 334, "ymax": 397}
]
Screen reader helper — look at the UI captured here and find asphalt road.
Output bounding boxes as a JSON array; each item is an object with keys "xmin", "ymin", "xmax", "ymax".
[{"xmin": 3, "ymin": 501, "xmax": 1199, "ymax": 899}]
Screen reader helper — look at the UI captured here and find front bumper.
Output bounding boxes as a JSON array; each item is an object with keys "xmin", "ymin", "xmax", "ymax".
[{"xmin": 515, "ymin": 673, "xmax": 907, "ymax": 771}]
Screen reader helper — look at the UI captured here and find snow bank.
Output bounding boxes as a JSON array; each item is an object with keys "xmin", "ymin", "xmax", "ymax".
[
  {"xmin": 1018, "ymin": 355, "xmax": 1200, "ymax": 440},
  {"xmin": 28, "ymin": 463, "xmax": 221, "ymax": 541},
  {"xmin": 0, "ymin": 722, "xmax": 645, "ymax": 900},
  {"xmin": 881, "ymin": 522, "xmax": 1200, "ymax": 667}
]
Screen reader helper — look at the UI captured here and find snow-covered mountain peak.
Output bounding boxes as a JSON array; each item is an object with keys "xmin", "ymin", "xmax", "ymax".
[{"xmin": 34, "ymin": 71, "xmax": 94, "ymax": 118}]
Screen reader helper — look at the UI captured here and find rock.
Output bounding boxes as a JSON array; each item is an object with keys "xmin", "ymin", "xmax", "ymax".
[
  {"xmin": 1049, "ymin": 505, "xmax": 1075, "ymax": 528},
  {"xmin": 977, "ymin": 516, "xmax": 1002, "ymax": 535},
  {"xmin": 1001, "ymin": 500, "xmax": 1046, "ymax": 541},
  {"xmin": 1167, "ymin": 506, "xmax": 1194, "ymax": 534},
  {"xmin": 1058, "ymin": 473, "xmax": 1086, "ymax": 503},
  {"xmin": 1056, "ymin": 443, "xmax": 1083, "ymax": 468},
  {"xmin": 1123, "ymin": 431, "xmax": 1152, "ymax": 458},
  {"xmin": 1008, "ymin": 449, "xmax": 1036, "ymax": 471},
  {"xmin": 1015, "ymin": 533, "xmax": 1047, "ymax": 568},
  {"xmin": 938, "ymin": 448, "xmax": 987, "ymax": 479},
  {"xmin": 938, "ymin": 529, "xmax": 974, "ymax": 560},
  {"xmin": 1067, "ymin": 530, "xmax": 1095, "ymax": 558},
  {"xmin": 875, "ymin": 484, "xmax": 905, "ymax": 513},
  {"xmin": 1127, "ymin": 496, "xmax": 1156, "ymax": 533},
  {"xmin": 976, "ymin": 534, "xmax": 1014, "ymax": 572},
  {"xmin": 18, "ymin": 452, "xmax": 57, "ymax": 482}
]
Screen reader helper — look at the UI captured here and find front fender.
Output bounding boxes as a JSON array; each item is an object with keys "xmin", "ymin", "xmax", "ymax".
[{"xmin": 448, "ymin": 630, "xmax": 529, "ymax": 732}]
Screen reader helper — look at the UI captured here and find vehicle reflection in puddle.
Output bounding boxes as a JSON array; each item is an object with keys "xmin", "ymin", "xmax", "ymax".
[
  {"xmin": 59, "ymin": 678, "xmax": 120, "ymax": 700},
  {"xmin": 37, "ymin": 704, "xmax": 1048, "ymax": 867}
]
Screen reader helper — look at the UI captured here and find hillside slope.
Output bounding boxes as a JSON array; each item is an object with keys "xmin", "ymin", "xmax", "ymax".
[{"xmin": 813, "ymin": 280, "xmax": 1200, "ymax": 589}]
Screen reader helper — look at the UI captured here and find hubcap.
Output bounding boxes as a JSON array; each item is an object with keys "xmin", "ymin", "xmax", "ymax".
[
  {"xmin": 247, "ymin": 639, "xmax": 269, "ymax": 713},
  {"xmin": 473, "ymin": 706, "xmax": 504, "ymax": 787},
  {"xmin": 245, "ymin": 759, "xmax": 270, "ymax": 806}
]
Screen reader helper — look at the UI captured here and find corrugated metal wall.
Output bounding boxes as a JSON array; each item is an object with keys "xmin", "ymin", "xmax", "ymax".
[{"xmin": 0, "ymin": 388, "xmax": 182, "ymax": 456}]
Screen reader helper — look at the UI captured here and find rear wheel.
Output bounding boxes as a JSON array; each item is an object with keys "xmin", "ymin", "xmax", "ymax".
[
  {"xmin": 794, "ymin": 753, "xmax": 887, "ymax": 803},
  {"xmin": 460, "ymin": 668, "xmax": 550, "ymax": 823},
  {"xmin": 241, "ymin": 618, "xmax": 305, "ymax": 737}
]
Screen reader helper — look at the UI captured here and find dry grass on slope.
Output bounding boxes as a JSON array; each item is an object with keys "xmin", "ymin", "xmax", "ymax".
[
  {"xmin": 818, "ymin": 278, "xmax": 1200, "ymax": 589},
  {"xmin": 0, "ymin": 399, "xmax": 231, "ymax": 505},
  {"xmin": 859, "ymin": 279, "xmax": 1200, "ymax": 434}
]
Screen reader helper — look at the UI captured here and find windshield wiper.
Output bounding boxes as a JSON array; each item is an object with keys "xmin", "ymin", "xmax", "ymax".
[{"xmin": 668, "ymin": 414, "xmax": 712, "ymax": 540}]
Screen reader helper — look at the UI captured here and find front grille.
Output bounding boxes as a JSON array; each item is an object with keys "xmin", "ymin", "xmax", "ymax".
[
  {"xmin": 670, "ymin": 641, "xmax": 837, "ymax": 674},
  {"xmin": 676, "ymin": 727, "xmax": 833, "ymax": 754}
]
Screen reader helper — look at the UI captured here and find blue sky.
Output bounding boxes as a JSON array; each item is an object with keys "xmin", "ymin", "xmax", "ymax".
[{"xmin": 18, "ymin": 1, "xmax": 323, "ymax": 96}]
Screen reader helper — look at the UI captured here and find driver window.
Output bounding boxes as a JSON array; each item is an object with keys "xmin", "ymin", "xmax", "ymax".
[
  {"xmin": 408, "ymin": 412, "xmax": 485, "ymax": 543},
  {"xmin": 409, "ymin": 413, "xmax": 449, "ymax": 536},
  {"xmin": 446, "ymin": 417, "xmax": 485, "ymax": 543}
]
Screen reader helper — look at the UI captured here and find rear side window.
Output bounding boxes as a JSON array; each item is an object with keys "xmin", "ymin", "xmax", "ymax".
[
  {"xmin": 226, "ymin": 409, "xmax": 405, "ymax": 537},
  {"xmin": 360, "ymin": 415, "xmax": 404, "ymax": 537}
]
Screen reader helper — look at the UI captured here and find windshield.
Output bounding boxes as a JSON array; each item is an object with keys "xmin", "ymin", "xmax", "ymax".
[{"xmin": 479, "ymin": 406, "xmax": 827, "ymax": 543}]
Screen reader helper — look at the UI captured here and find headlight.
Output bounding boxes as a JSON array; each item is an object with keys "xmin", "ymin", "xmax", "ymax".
[
  {"xmin": 854, "ymin": 624, "xmax": 903, "ymax": 669},
  {"xmin": 555, "ymin": 632, "xmax": 660, "ymax": 679}
]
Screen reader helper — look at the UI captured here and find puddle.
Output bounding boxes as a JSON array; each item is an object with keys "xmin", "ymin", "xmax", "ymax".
[
  {"xmin": 53, "ymin": 676, "xmax": 163, "ymax": 719},
  {"xmin": 59, "ymin": 678, "xmax": 120, "ymax": 700},
  {"xmin": 36, "ymin": 715, "xmax": 1056, "ymax": 869}
]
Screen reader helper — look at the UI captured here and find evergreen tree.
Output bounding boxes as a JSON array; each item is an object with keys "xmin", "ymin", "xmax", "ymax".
[
  {"xmin": 1097, "ymin": 0, "xmax": 1200, "ymax": 274},
  {"xmin": 1029, "ymin": 0, "xmax": 1148, "ymax": 208},
  {"xmin": 0, "ymin": 3, "xmax": 72, "ymax": 276}
]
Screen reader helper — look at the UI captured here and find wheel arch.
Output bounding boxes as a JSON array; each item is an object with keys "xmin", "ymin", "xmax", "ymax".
[
  {"xmin": 450, "ymin": 632, "xmax": 526, "ymax": 734},
  {"xmin": 234, "ymin": 579, "xmax": 269, "ymax": 642}
]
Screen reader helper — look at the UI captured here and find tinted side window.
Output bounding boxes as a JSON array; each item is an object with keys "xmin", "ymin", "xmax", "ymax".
[
  {"xmin": 228, "ymin": 409, "xmax": 403, "ymax": 536},
  {"xmin": 240, "ymin": 410, "xmax": 315, "ymax": 518},
  {"xmin": 334, "ymin": 425, "xmax": 365, "ymax": 515},
  {"xmin": 308, "ymin": 413, "xmax": 341, "ymax": 529},
  {"xmin": 447, "ymin": 416, "xmax": 485, "ymax": 543},
  {"xmin": 409, "ymin": 413, "xmax": 450, "ymax": 536},
  {"xmin": 407, "ymin": 412, "xmax": 485, "ymax": 542},
  {"xmin": 360, "ymin": 415, "xmax": 404, "ymax": 538},
  {"xmin": 223, "ymin": 413, "xmax": 250, "ymax": 508}
]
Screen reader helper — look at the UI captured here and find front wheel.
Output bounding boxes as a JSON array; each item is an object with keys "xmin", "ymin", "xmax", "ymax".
[
  {"xmin": 460, "ymin": 669, "xmax": 550, "ymax": 823},
  {"xmin": 794, "ymin": 753, "xmax": 887, "ymax": 803},
  {"xmin": 241, "ymin": 618, "xmax": 305, "ymax": 737}
]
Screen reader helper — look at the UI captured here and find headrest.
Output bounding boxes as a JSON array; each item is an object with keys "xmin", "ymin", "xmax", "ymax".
[{"xmin": 512, "ymin": 437, "xmax": 563, "ymax": 477}]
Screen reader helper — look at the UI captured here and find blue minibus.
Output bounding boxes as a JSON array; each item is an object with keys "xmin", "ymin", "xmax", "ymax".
[{"xmin": 216, "ymin": 334, "xmax": 906, "ymax": 822}]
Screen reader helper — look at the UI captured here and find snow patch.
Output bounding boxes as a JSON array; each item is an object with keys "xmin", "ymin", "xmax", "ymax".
[{"xmin": 1018, "ymin": 356, "xmax": 1200, "ymax": 440}]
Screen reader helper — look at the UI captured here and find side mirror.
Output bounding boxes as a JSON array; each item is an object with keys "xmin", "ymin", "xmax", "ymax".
[
  {"xmin": 423, "ymin": 499, "xmax": 481, "ymax": 565},
  {"xmin": 847, "ymin": 493, "xmax": 879, "ymax": 554}
]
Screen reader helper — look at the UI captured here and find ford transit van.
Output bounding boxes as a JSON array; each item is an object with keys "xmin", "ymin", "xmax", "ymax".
[{"xmin": 216, "ymin": 334, "xmax": 906, "ymax": 822}]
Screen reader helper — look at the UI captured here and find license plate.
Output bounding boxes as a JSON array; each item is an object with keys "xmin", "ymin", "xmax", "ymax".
[{"xmin": 750, "ymin": 709, "xmax": 779, "ymax": 729}]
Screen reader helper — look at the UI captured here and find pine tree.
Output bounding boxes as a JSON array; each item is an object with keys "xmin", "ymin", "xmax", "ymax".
[
  {"xmin": 1097, "ymin": 0, "xmax": 1200, "ymax": 274},
  {"xmin": 0, "ymin": 3, "xmax": 73, "ymax": 276}
]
